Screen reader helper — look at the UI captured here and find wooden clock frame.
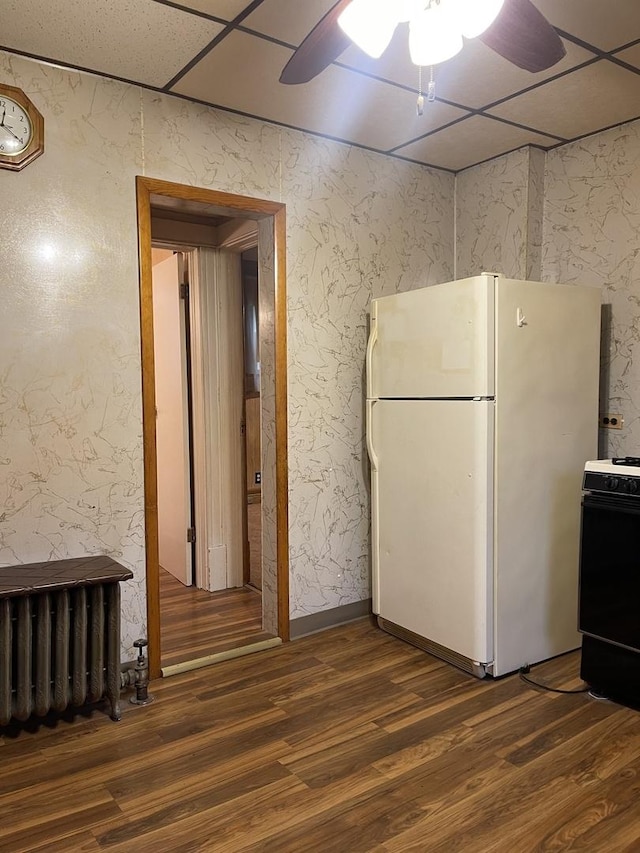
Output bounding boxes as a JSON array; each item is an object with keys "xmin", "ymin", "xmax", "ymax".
[{"xmin": 0, "ymin": 83, "xmax": 44, "ymax": 171}]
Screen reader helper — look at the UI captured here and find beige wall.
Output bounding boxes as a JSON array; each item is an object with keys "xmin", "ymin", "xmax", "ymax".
[
  {"xmin": 0, "ymin": 50, "xmax": 455, "ymax": 654},
  {"xmin": 543, "ymin": 120, "xmax": 640, "ymax": 459},
  {"xmin": 5, "ymin": 45, "xmax": 638, "ymax": 657},
  {"xmin": 455, "ymin": 120, "xmax": 640, "ymax": 460},
  {"xmin": 455, "ymin": 146, "xmax": 544, "ymax": 281}
]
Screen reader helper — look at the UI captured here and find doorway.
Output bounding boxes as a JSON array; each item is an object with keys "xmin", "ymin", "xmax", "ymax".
[
  {"xmin": 137, "ymin": 177, "xmax": 289, "ymax": 679},
  {"xmin": 241, "ymin": 248, "xmax": 263, "ymax": 590},
  {"xmin": 151, "ymin": 250, "xmax": 194, "ymax": 591}
]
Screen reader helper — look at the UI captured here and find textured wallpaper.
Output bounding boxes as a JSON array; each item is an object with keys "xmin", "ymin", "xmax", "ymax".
[
  {"xmin": 0, "ymin": 56, "xmax": 147, "ymax": 649},
  {"xmin": 279, "ymin": 133, "xmax": 454, "ymax": 616},
  {"xmin": 4, "ymin": 45, "xmax": 639, "ymax": 657},
  {"xmin": 455, "ymin": 147, "xmax": 533, "ymax": 280},
  {"xmin": 544, "ymin": 120, "xmax": 640, "ymax": 458},
  {"xmin": 455, "ymin": 124, "xmax": 640, "ymax": 460},
  {"xmin": 0, "ymin": 50, "xmax": 455, "ymax": 652},
  {"xmin": 454, "ymin": 145, "xmax": 545, "ymax": 284}
]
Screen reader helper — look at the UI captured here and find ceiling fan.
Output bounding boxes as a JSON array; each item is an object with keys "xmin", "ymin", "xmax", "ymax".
[{"xmin": 280, "ymin": 0, "xmax": 566, "ymax": 86}]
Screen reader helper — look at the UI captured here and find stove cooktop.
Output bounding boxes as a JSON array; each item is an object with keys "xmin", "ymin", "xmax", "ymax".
[{"xmin": 585, "ymin": 458, "xmax": 640, "ymax": 477}]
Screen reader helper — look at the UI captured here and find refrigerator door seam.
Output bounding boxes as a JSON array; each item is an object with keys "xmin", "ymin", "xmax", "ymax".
[{"xmin": 374, "ymin": 396, "xmax": 496, "ymax": 402}]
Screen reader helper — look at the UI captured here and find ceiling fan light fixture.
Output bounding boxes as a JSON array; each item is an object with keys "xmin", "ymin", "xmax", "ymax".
[
  {"xmin": 396, "ymin": 0, "xmax": 425, "ymax": 23},
  {"xmin": 456, "ymin": 0, "xmax": 505, "ymax": 39},
  {"xmin": 409, "ymin": 3, "xmax": 463, "ymax": 67},
  {"xmin": 337, "ymin": 0, "xmax": 398, "ymax": 58}
]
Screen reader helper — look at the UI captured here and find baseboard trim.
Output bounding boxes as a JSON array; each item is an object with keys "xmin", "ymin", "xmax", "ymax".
[
  {"xmin": 290, "ymin": 599, "xmax": 372, "ymax": 639},
  {"xmin": 161, "ymin": 637, "xmax": 282, "ymax": 677}
]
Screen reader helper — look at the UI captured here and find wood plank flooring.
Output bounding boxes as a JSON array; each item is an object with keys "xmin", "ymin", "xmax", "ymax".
[
  {"xmin": 159, "ymin": 569, "xmax": 271, "ymax": 668},
  {"xmin": 247, "ymin": 501, "xmax": 262, "ymax": 590},
  {"xmin": 2, "ymin": 617, "xmax": 640, "ymax": 852}
]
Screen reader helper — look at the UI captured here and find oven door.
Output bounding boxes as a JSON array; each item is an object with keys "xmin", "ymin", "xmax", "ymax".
[{"xmin": 579, "ymin": 492, "xmax": 640, "ymax": 651}]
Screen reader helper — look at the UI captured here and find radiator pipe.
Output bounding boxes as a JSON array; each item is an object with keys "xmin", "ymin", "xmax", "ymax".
[{"xmin": 120, "ymin": 638, "xmax": 154, "ymax": 706}]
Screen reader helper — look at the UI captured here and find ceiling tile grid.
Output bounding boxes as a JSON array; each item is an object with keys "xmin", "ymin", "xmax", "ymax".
[
  {"xmin": 172, "ymin": 30, "xmax": 470, "ymax": 154},
  {"xmin": 487, "ymin": 61, "xmax": 640, "ymax": 142},
  {"xmin": 532, "ymin": 0, "xmax": 640, "ymax": 53},
  {"xmin": 241, "ymin": 0, "xmax": 339, "ymax": 45},
  {"xmin": 616, "ymin": 43, "xmax": 640, "ymax": 72},
  {"xmin": 394, "ymin": 115, "xmax": 561, "ymax": 173},
  {"xmin": 332, "ymin": 33, "xmax": 596, "ymax": 109},
  {"xmin": 1, "ymin": 0, "xmax": 640, "ymax": 171},
  {"xmin": 174, "ymin": 0, "xmax": 256, "ymax": 20},
  {"xmin": 0, "ymin": 0, "xmax": 226, "ymax": 86}
]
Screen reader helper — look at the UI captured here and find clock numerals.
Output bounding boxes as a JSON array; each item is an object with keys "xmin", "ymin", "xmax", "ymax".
[
  {"xmin": 0, "ymin": 97, "xmax": 32, "ymax": 154},
  {"xmin": 0, "ymin": 84, "xmax": 44, "ymax": 170}
]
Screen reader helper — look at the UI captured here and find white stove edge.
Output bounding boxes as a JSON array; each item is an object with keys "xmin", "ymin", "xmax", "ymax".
[{"xmin": 584, "ymin": 459, "xmax": 640, "ymax": 477}]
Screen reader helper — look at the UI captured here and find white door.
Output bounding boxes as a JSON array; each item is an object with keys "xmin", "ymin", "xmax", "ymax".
[
  {"xmin": 368, "ymin": 398, "xmax": 494, "ymax": 665},
  {"xmin": 367, "ymin": 275, "xmax": 495, "ymax": 400},
  {"xmin": 152, "ymin": 254, "xmax": 192, "ymax": 586},
  {"xmin": 189, "ymin": 248, "xmax": 245, "ymax": 592}
]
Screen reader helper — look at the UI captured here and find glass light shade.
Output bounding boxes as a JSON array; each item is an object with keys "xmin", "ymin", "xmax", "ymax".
[
  {"xmin": 456, "ymin": 0, "xmax": 505, "ymax": 39},
  {"xmin": 396, "ymin": 0, "xmax": 424, "ymax": 23},
  {"xmin": 409, "ymin": 3, "xmax": 463, "ymax": 67},
  {"xmin": 338, "ymin": 0, "xmax": 398, "ymax": 58}
]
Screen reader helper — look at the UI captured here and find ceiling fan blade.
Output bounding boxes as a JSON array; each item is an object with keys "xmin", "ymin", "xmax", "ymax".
[
  {"xmin": 280, "ymin": 0, "xmax": 354, "ymax": 85},
  {"xmin": 479, "ymin": 0, "xmax": 566, "ymax": 73}
]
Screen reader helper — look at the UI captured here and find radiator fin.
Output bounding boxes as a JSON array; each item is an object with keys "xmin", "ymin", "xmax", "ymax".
[
  {"xmin": 34, "ymin": 594, "xmax": 51, "ymax": 717},
  {"xmin": 15, "ymin": 597, "xmax": 32, "ymax": 721},
  {"xmin": 0, "ymin": 583, "xmax": 121, "ymax": 725},
  {"xmin": 53, "ymin": 589, "xmax": 70, "ymax": 712},
  {"xmin": 0, "ymin": 599, "xmax": 11, "ymax": 724}
]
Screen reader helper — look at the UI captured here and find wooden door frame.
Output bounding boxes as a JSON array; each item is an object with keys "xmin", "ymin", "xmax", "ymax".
[{"xmin": 136, "ymin": 176, "xmax": 290, "ymax": 678}]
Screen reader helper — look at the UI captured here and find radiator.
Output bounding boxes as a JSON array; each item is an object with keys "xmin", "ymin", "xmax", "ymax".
[{"xmin": 0, "ymin": 556, "xmax": 133, "ymax": 726}]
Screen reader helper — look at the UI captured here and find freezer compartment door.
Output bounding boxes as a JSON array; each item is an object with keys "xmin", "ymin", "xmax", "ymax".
[
  {"xmin": 367, "ymin": 275, "xmax": 494, "ymax": 399},
  {"xmin": 368, "ymin": 398, "xmax": 494, "ymax": 664}
]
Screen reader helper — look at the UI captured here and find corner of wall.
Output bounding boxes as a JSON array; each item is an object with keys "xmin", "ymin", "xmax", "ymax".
[
  {"xmin": 454, "ymin": 146, "xmax": 548, "ymax": 282},
  {"xmin": 525, "ymin": 147, "xmax": 546, "ymax": 281},
  {"xmin": 453, "ymin": 170, "xmax": 458, "ymax": 281}
]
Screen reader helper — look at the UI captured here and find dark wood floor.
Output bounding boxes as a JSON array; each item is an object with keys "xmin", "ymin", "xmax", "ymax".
[
  {"xmin": 2, "ymin": 617, "xmax": 640, "ymax": 852},
  {"xmin": 159, "ymin": 569, "xmax": 271, "ymax": 669},
  {"xmin": 247, "ymin": 500, "xmax": 262, "ymax": 590}
]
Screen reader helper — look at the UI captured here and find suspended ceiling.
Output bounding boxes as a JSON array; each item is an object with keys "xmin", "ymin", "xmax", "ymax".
[{"xmin": 2, "ymin": 0, "xmax": 640, "ymax": 172}]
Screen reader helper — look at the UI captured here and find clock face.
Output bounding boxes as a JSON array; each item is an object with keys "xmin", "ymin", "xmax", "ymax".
[
  {"xmin": 0, "ymin": 95, "xmax": 33, "ymax": 157},
  {"xmin": 0, "ymin": 85, "xmax": 44, "ymax": 171}
]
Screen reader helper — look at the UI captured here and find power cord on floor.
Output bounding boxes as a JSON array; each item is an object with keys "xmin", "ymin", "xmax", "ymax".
[{"xmin": 518, "ymin": 664, "xmax": 591, "ymax": 694}]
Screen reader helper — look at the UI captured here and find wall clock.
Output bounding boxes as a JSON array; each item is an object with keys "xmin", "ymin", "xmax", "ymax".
[{"xmin": 0, "ymin": 83, "xmax": 44, "ymax": 171}]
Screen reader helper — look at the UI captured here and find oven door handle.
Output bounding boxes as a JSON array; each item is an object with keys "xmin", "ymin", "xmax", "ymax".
[{"xmin": 583, "ymin": 493, "xmax": 640, "ymax": 514}]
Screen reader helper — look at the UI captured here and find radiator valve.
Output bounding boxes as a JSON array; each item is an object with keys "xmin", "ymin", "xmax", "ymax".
[{"xmin": 129, "ymin": 638, "xmax": 154, "ymax": 706}]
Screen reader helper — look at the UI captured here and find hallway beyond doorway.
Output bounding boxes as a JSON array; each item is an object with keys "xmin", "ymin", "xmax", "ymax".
[{"xmin": 159, "ymin": 569, "xmax": 273, "ymax": 669}]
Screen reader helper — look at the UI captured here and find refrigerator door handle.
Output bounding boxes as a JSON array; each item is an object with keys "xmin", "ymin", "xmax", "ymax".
[
  {"xmin": 366, "ymin": 399, "xmax": 379, "ymax": 470},
  {"xmin": 366, "ymin": 400, "xmax": 381, "ymax": 613},
  {"xmin": 365, "ymin": 312, "xmax": 378, "ymax": 400}
]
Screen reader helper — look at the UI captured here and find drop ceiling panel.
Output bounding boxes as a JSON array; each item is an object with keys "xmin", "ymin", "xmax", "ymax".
[
  {"xmin": 394, "ymin": 116, "xmax": 559, "ymax": 172},
  {"xmin": 616, "ymin": 43, "xmax": 640, "ymax": 71},
  {"xmin": 1, "ymin": 0, "xmax": 640, "ymax": 173},
  {"xmin": 533, "ymin": 0, "xmax": 640, "ymax": 52},
  {"xmin": 171, "ymin": 0, "xmax": 257, "ymax": 21},
  {"xmin": 488, "ymin": 61, "xmax": 640, "ymax": 140},
  {"xmin": 343, "ymin": 34, "xmax": 595, "ymax": 109},
  {"xmin": 243, "ymin": 0, "xmax": 340, "ymax": 46},
  {"xmin": 172, "ymin": 31, "xmax": 470, "ymax": 153},
  {"xmin": 0, "ymin": 0, "xmax": 225, "ymax": 86}
]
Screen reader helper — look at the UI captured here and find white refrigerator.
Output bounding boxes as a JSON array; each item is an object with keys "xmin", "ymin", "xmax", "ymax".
[{"xmin": 366, "ymin": 273, "xmax": 601, "ymax": 677}]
